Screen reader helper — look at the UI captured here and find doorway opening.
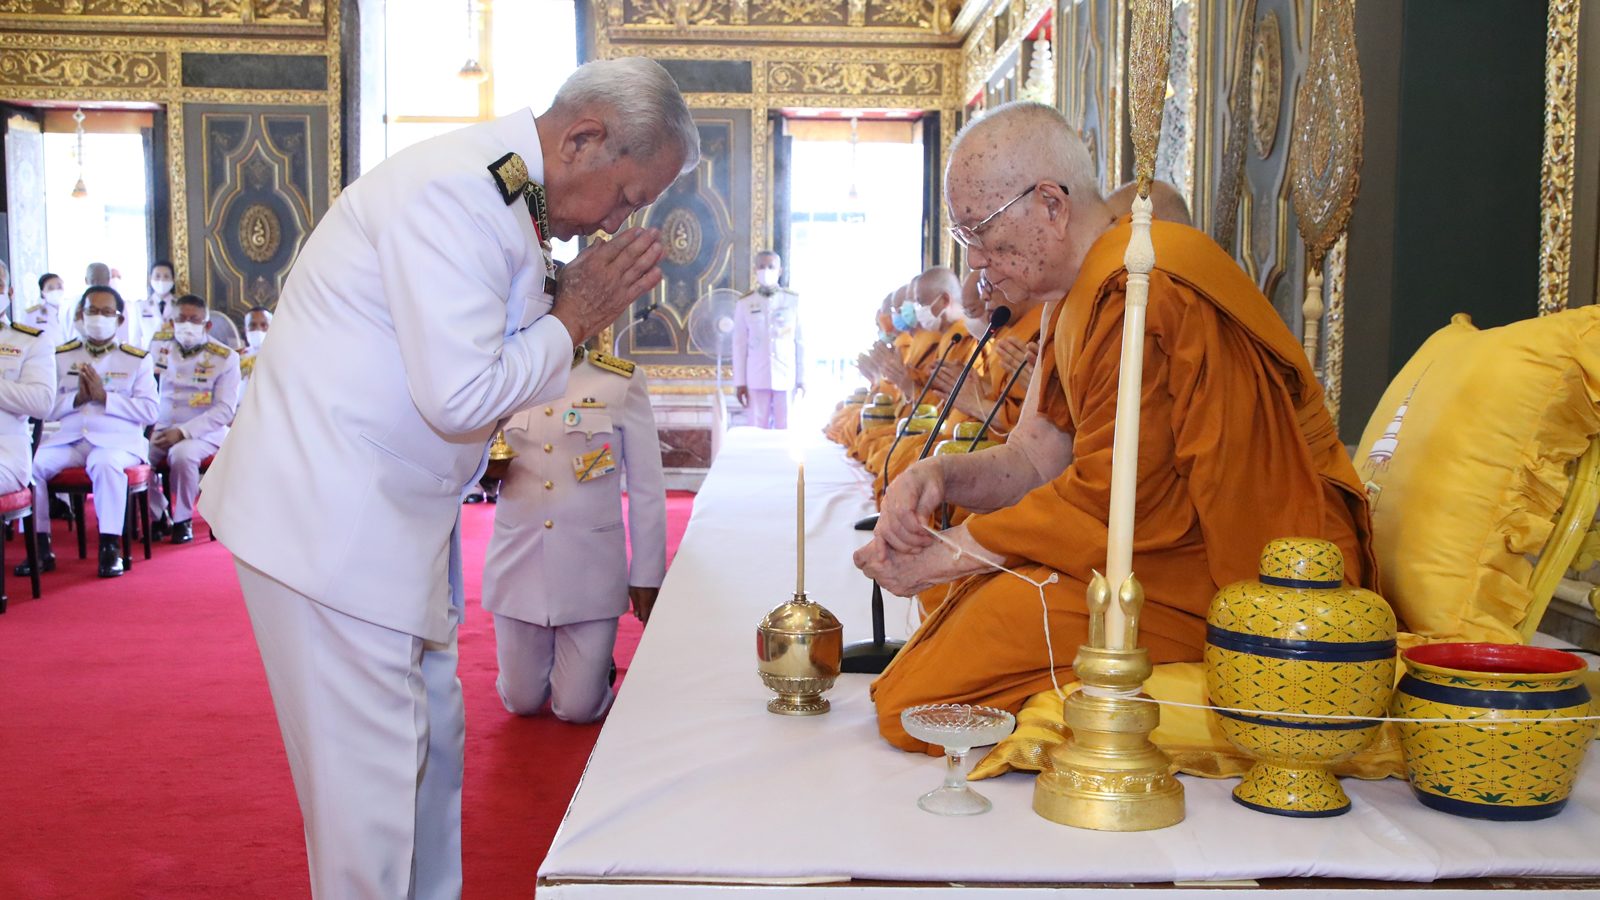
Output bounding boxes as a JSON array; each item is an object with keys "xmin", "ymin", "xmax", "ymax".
[{"xmin": 780, "ymin": 111, "xmax": 928, "ymax": 432}]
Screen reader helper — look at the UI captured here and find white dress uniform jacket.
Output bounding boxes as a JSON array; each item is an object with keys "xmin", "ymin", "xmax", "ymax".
[
  {"xmin": 154, "ymin": 340, "xmax": 240, "ymax": 446},
  {"xmin": 0, "ymin": 323, "xmax": 58, "ymax": 492},
  {"xmin": 132, "ymin": 294, "xmax": 174, "ymax": 349},
  {"xmin": 200, "ymin": 109, "xmax": 573, "ymax": 643},
  {"xmin": 482, "ymin": 353, "xmax": 667, "ymax": 626},
  {"xmin": 731, "ymin": 288, "xmax": 803, "ymax": 391},
  {"xmin": 18, "ymin": 301, "xmax": 65, "ymax": 348},
  {"xmin": 43, "ymin": 339, "xmax": 158, "ymax": 457}
]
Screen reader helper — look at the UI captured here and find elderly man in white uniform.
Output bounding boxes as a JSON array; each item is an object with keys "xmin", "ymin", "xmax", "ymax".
[
  {"xmin": 29, "ymin": 287, "xmax": 158, "ymax": 578},
  {"xmin": 482, "ymin": 343, "xmax": 667, "ymax": 722},
  {"xmin": 732, "ymin": 250, "xmax": 804, "ymax": 429},
  {"xmin": 198, "ymin": 58, "xmax": 698, "ymax": 900},
  {"xmin": 147, "ymin": 295, "xmax": 240, "ymax": 544}
]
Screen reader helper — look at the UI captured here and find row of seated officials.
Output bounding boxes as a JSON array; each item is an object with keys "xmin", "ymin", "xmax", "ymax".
[{"xmin": 0, "ymin": 282, "xmax": 268, "ymax": 580}]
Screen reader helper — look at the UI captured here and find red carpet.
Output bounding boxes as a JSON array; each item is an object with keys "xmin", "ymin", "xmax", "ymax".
[{"xmin": 0, "ymin": 491, "xmax": 695, "ymax": 899}]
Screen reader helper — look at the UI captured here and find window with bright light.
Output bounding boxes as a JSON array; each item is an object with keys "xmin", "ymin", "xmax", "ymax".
[{"xmin": 42, "ymin": 131, "xmax": 149, "ymax": 308}]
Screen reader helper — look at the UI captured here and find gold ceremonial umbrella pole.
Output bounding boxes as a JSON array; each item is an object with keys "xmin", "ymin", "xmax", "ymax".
[{"xmin": 1032, "ymin": 0, "xmax": 1186, "ymax": 831}]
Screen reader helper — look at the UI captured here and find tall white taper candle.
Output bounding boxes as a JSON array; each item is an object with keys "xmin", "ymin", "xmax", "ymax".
[{"xmin": 797, "ymin": 462, "xmax": 806, "ymax": 595}]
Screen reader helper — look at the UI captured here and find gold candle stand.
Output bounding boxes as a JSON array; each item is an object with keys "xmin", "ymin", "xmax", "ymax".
[{"xmin": 1033, "ymin": 573, "xmax": 1185, "ymax": 831}]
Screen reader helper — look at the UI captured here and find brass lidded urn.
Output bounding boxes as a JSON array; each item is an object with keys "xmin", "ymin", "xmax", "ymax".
[{"xmin": 757, "ymin": 593, "xmax": 843, "ymax": 716}]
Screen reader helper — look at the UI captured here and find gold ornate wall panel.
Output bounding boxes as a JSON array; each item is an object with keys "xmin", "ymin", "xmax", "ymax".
[
  {"xmin": 602, "ymin": 0, "xmax": 947, "ymax": 41},
  {"xmin": 1539, "ymin": 0, "xmax": 1580, "ymax": 316},
  {"xmin": 0, "ymin": 2, "xmax": 342, "ymax": 313},
  {"xmin": 185, "ymin": 103, "xmax": 328, "ymax": 320},
  {"xmin": 962, "ymin": 0, "xmax": 1052, "ymax": 106},
  {"xmin": 1056, "ymin": 0, "xmax": 1119, "ymax": 194}
]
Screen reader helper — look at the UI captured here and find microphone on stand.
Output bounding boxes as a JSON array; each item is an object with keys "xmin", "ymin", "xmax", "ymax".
[
  {"xmin": 852, "ymin": 333, "xmax": 964, "ymax": 532},
  {"xmin": 611, "ymin": 302, "xmax": 661, "ymax": 355},
  {"xmin": 918, "ymin": 305, "xmax": 1011, "ymax": 460},
  {"xmin": 966, "ymin": 343, "xmax": 1033, "ymax": 450}
]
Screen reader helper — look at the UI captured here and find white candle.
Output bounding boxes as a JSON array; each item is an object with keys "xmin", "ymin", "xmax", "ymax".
[{"xmin": 797, "ymin": 462, "xmax": 806, "ymax": 595}]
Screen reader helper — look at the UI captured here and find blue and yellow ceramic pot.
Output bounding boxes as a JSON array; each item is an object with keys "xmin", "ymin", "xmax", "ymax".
[
  {"xmin": 894, "ymin": 404, "xmax": 940, "ymax": 437},
  {"xmin": 935, "ymin": 421, "xmax": 999, "ymax": 455},
  {"xmin": 859, "ymin": 393, "xmax": 897, "ymax": 431},
  {"xmin": 1392, "ymin": 642, "xmax": 1595, "ymax": 821},
  {"xmin": 1205, "ymin": 538, "xmax": 1397, "ymax": 817}
]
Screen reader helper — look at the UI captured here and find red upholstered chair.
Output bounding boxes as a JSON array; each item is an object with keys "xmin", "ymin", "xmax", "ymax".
[
  {"xmin": 51, "ymin": 464, "xmax": 154, "ymax": 569},
  {"xmin": 0, "ymin": 487, "xmax": 41, "ymax": 614}
]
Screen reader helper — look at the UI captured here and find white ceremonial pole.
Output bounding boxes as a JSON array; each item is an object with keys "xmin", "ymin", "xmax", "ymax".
[{"xmin": 1103, "ymin": 191, "xmax": 1153, "ymax": 651}]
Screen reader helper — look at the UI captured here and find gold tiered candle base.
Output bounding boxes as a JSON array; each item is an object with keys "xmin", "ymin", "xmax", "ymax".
[{"xmin": 1033, "ymin": 644, "xmax": 1185, "ymax": 831}]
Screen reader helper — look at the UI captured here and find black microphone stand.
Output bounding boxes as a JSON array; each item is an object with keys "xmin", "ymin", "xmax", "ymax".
[
  {"xmin": 841, "ymin": 309, "xmax": 1010, "ymax": 675},
  {"xmin": 852, "ymin": 334, "xmax": 964, "ymax": 532}
]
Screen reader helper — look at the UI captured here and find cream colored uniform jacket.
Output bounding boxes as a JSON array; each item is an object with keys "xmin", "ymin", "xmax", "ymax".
[
  {"xmin": 42, "ymin": 341, "xmax": 159, "ymax": 456},
  {"xmin": 154, "ymin": 341, "xmax": 241, "ymax": 444},
  {"xmin": 200, "ymin": 109, "xmax": 572, "ymax": 642},
  {"xmin": 0, "ymin": 323, "xmax": 58, "ymax": 484},
  {"xmin": 731, "ymin": 289, "xmax": 803, "ymax": 391},
  {"xmin": 481, "ymin": 357, "xmax": 667, "ymax": 627}
]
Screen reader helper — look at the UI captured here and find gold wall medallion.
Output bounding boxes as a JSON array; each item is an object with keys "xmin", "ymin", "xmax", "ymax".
[
  {"xmin": 1249, "ymin": 10, "xmax": 1281, "ymax": 159},
  {"xmin": 238, "ymin": 203, "xmax": 283, "ymax": 262},
  {"xmin": 661, "ymin": 207, "xmax": 703, "ymax": 266}
]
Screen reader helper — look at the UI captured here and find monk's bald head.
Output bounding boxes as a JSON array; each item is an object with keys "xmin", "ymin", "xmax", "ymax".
[
  {"xmin": 946, "ymin": 102, "xmax": 1100, "ymax": 218},
  {"xmin": 914, "ymin": 266, "xmax": 960, "ymax": 311},
  {"xmin": 1106, "ymin": 180, "xmax": 1193, "ymax": 227}
]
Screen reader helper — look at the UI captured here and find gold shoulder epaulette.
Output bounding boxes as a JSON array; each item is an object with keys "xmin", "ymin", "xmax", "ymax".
[
  {"xmin": 56, "ymin": 339, "xmax": 82, "ymax": 354},
  {"xmin": 205, "ymin": 341, "xmax": 232, "ymax": 357},
  {"xmin": 10, "ymin": 322, "xmax": 43, "ymax": 337},
  {"xmin": 152, "ymin": 329, "xmax": 173, "ymax": 342},
  {"xmin": 120, "ymin": 343, "xmax": 149, "ymax": 358},
  {"xmin": 588, "ymin": 349, "xmax": 636, "ymax": 377}
]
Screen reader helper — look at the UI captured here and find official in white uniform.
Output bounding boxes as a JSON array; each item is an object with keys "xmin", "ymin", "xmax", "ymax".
[
  {"xmin": 29, "ymin": 287, "xmax": 158, "ymax": 578},
  {"xmin": 197, "ymin": 58, "xmax": 698, "ymax": 900},
  {"xmin": 236, "ymin": 305, "xmax": 272, "ymax": 403},
  {"xmin": 482, "ymin": 347, "xmax": 666, "ymax": 722},
  {"xmin": 732, "ymin": 250, "xmax": 804, "ymax": 429},
  {"xmin": 0, "ymin": 312, "xmax": 57, "ymax": 494},
  {"xmin": 132, "ymin": 260, "xmax": 177, "ymax": 349},
  {"xmin": 148, "ymin": 296, "xmax": 240, "ymax": 544},
  {"xmin": 20, "ymin": 272, "xmax": 67, "ymax": 346}
]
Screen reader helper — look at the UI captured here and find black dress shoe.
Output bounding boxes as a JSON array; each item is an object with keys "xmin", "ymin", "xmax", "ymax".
[
  {"xmin": 463, "ymin": 490, "xmax": 486, "ymax": 504},
  {"xmin": 170, "ymin": 520, "xmax": 193, "ymax": 544},
  {"xmin": 98, "ymin": 535, "xmax": 125, "ymax": 578},
  {"xmin": 14, "ymin": 534, "xmax": 55, "ymax": 576},
  {"xmin": 609, "ymin": 660, "xmax": 618, "ymax": 688},
  {"xmin": 151, "ymin": 517, "xmax": 172, "ymax": 541}
]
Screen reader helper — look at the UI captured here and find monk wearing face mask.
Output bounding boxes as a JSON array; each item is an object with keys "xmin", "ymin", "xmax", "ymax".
[{"xmin": 854, "ymin": 101, "xmax": 1376, "ymax": 753}]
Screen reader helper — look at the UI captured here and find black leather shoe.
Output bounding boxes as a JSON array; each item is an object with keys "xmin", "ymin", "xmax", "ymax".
[
  {"xmin": 609, "ymin": 660, "xmax": 619, "ymax": 688},
  {"xmin": 170, "ymin": 520, "xmax": 193, "ymax": 545},
  {"xmin": 98, "ymin": 535, "xmax": 125, "ymax": 578},
  {"xmin": 14, "ymin": 534, "xmax": 55, "ymax": 576},
  {"xmin": 151, "ymin": 516, "xmax": 172, "ymax": 541}
]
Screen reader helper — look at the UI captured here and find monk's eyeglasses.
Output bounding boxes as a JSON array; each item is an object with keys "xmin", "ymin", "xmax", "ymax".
[{"xmin": 948, "ymin": 183, "xmax": 1070, "ymax": 251}]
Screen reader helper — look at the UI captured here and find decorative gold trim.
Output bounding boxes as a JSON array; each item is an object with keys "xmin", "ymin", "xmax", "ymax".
[
  {"xmin": 1212, "ymin": 0, "xmax": 1257, "ymax": 253},
  {"xmin": 648, "ymin": 384, "xmax": 738, "ymax": 395},
  {"xmin": 1125, "ymin": 0, "xmax": 1170, "ymax": 191},
  {"xmin": 1539, "ymin": 0, "xmax": 1580, "ymax": 316},
  {"xmin": 959, "ymin": 0, "xmax": 1052, "ymax": 104},
  {"xmin": 1249, "ymin": 9, "xmax": 1281, "ymax": 159},
  {"xmin": 644, "ymin": 364, "xmax": 736, "ymax": 380},
  {"xmin": 1324, "ymin": 232, "xmax": 1346, "ymax": 423}
]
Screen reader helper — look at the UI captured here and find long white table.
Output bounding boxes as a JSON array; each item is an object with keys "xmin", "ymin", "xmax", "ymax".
[{"xmin": 538, "ymin": 428, "xmax": 1600, "ymax": 897}]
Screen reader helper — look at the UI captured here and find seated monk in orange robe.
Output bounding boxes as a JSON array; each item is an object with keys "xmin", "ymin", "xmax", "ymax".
[
  {"xmin": 866, "ymin": 268, "xmax": 970, "ymax": 490},
  {"xmin": 825, "ymin": 301, "xmax": 903, "ymax": 445},
  {"xmin": 854, "ymin": 101, "xmax": 1376, "ymax": 754},
  {"xmin": 849, "ymin": 291, "xmax": 941, "ymax": 464}
]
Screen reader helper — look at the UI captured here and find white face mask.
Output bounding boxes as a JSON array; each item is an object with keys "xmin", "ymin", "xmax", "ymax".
[
  {"xmin": 964, "ymin": 314, "xmax": 988, "ymax": 339},
  {"xmin": 173, "ymin": 321, "xmax": 206, "ymax": 349},
  {"xmin": 150, "ymin": 278, "xmax": 174, "ymax": 296},
  {"xmin": 245, "ymin": 329, "xmax": 267, "ymax": 350},
  {"xmin": 42, "ymin": 288, "xmax": 64, "ymax": 309},
  {"xmin": 755, "ymin": 268, "xmax": 780, "ymax": 289},
  {"xmin": 913, "ymin": 303, "xmax": 941, "ymax": 331},
  {"xmin": 82, "ymin": 315, "xmax": 118, "ymax": 343}
]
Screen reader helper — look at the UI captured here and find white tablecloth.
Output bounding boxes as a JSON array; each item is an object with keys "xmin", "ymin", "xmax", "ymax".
[{"xmin": 539, "ymin": 428, "xmax": 1600, "ymax": 888}]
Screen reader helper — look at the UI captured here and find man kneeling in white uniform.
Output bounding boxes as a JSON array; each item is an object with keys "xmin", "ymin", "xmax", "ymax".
[{"xmin": 482, "ymin": 341, "xmax": 666, "ymax": 721}]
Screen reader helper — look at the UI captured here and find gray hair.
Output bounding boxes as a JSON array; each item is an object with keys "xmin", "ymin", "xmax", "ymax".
[
  {"xmin": 949, "ymin": 101, "xmax": 1101, "ymax": 202},
  {"xmin": 550, "ymin": 58, "xmax": 700, "ymax": 175}
]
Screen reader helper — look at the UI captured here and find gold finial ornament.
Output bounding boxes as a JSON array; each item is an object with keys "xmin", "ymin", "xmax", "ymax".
[
  {"xmin": 1033, "ymin": 0, "xmax": 1185, "ymax": 832},
  {"xmin": 483, "ymin": 429, "xmax": 517, "ymax": 482},
  {"xmin": 756, "ymin": 593, "xmax": 843, "ymax": 716}
]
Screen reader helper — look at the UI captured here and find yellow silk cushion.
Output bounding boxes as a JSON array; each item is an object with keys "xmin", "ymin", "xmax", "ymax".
[
  {"xmin": 1353, "ymin": 308, "xmax": 1600, "ymax": 643},
  {"xmin": 971, "ymin": 662, "xmax": 1408, "ymax": 781}
]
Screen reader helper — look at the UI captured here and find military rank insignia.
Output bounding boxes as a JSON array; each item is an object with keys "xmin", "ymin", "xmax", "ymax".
[
  {"xmin": 487, "ymin": 152, "xmax": 553, "ymax": 252},
  {"xmin": 573, "ymin": 444, "xmax": 617, "ymax": 483},
  {"xmin": 573, "ymin": 397, "xmax": 606, "ymax": 409},
  {"xmin": 188, "ymin": 391, "xmax": 214, "ymax": 408},
  {"xmin": 587, "ymin": 350, "xmax": 636, "ymax": 377}
]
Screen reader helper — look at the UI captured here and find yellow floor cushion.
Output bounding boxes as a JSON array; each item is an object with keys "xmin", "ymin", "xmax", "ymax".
[
  {"xmin": 971, "ymin": 661, "xmax": 1408, "ymax": 782},
  {"xmin": 1353, "ymin": 308, "xmax": 1600, "ymax": 643}
]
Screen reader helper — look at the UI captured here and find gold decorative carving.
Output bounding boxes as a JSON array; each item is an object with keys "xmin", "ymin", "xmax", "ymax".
[
  {"xmin": 866, "ymin": 0, "xmax": 931, "ymax": 29},
  {"xmin": 644, "ymin": 364, "xmax": 735, "ymax": 380},
  {"xmin": 0, "ymin": 47, "xmax": 165, "ymax": 87},
  {"xmin": 1539, "ymin": 0, "xmax": 1579, "ymax": 316},
  {"xmin": 0, "ymin": 0, "xmax": 322, "ymax": 26},
  {"xmin": 742, "ymin": 0, "xmax": 843, "ymax": 25},
  {"xmin": 662, "ymin": 208, "xmax": 703, "ymax": 266},
  {"xmin": 767, "ymin": 60, "xmax": 940, "ymax": 95},
  {"xmin": 1289, "ymin": 0, "xmax": 1361, "ymax": 268},
  {"xmin": 960, "ymin": 0, "xmax": 1051, "ymax": 102},
  {"xmin": 1212, "ymin": 0, "xmax": 1258, "ymax": 254},
  {"xmin": 238, "ymin": 203, "xmax": 283, "ymax": 262},
  {"xmin": 1324, "ymin": 233, "xmax": 1347, "ymax": 424},
  {"xmin": 1125, "ymin": 0, "xmax": 1170, "ymax": 191},
  {"xmin": 623, "ymin": 0, "xmax": 726, "ymax": 27},
  {"xmin": 1249, "ymin": 10, "xmax": 1281, "ymax": 159}
]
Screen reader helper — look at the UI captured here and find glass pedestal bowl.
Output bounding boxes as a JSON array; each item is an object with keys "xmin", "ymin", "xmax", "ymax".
[{"xmin": 901, "ymin": 704, "xmax": 1017, "ymax": 816}]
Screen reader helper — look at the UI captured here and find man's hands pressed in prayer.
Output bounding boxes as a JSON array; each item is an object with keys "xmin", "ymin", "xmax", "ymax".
[
  {"xmin": 74, "ymin": 366, "xmax": 107, "ymax": 408},
  {"xmin": 929, "ymin": 363, "xmax": 986, "ymax": 419},
  {"xmin": 552, "ymin": 227, "xmax": 665, "ymax": 347},
  {"xmin": 991, "ymin": 337, "xmax": 1038, "ymax": 389}
]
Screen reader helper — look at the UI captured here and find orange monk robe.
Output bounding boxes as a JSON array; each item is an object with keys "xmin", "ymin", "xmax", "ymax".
[
  {"xmin": 874, "ymin": 304, "xmax": 1048, "ymax": 498},
  {"xmin": 869, "ymin": 220, "xmax": 1377, "ymax": 753},
  {"xmin": 848, "ymin": 328, "xmax": 942, "ymax": 462},
  {"xmin": 861, "ymin": 322, "xmax": 968, "ymax": 478}
]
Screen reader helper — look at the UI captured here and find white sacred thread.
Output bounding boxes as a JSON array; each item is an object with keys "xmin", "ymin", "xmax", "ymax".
[{"xmin": 921, "ymin": 523, "xmax": 1066, "ymax": 698}]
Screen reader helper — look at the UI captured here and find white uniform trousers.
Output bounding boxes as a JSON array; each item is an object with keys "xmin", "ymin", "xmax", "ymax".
[
  {"xmin": 0, "ymin": 435, "xmax": 33, "ymax": 495},
  {"xmin": 492, "ymin": 613, "xmax": 617, "ymax": 723},
  {"xmin": 747, "ymin": 388, "xmax": 789, "ymax": 430},
  {"xmin": 148, "ymin": 437, "xmax": 220, "ymax": 523},
  {"xmin": 237, "ymin": 559, "xmax": 465, "ymax": 900},
  {"xmin": 33, "ymin": 443, "xmax": 141, "ymax": 536}
]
